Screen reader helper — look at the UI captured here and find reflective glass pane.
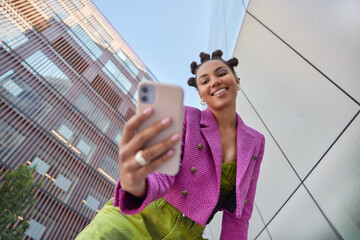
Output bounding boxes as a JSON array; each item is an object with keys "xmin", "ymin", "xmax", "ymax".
[
  {"xmin": 31, "ymin": 157, "xmax": 50, "ymax": 176},
  {"xmin": 22, "ymin": 50, "xmax": 73, "ymax": 95},
  {"xmin": 102, "ymin": 60, "xmax": 132, "ymax": 94},
  {"xmin": 25, "ymin": 219, "xmax": 46, "ymax": 240},
  {"xmin": 0, "ymin": 13, "xmax": 28, "ymax": 50},
  {"xmin": 67, "ymin": 24, "xmax": 103, "ymax": 61}
]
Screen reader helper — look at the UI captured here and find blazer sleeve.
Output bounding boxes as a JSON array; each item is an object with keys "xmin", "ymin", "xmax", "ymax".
[
  {"xmin": 113, "ymin": 107, "xmax": 188, "ymax": 214},
  {"xmin": 220, "ymin": 135, "xmax": 265, "ymax": 240}
]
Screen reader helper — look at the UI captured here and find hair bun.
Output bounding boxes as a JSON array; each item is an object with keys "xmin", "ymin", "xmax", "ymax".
[
  {"xmin": 212, "ymin": 49, "xmax": 223, "ymax": 58},
  {"xmin": 190, "ymin": 61, "xmax": 198, "ymax": 74},
  {"xmin": 187, "ymin": 77, "xmax": 196, "ymax": 87},
  {"xmin": 227, "ymin": 57, "xmax": 238, "ymax": 67},
  {"xmin": 199, "ymin": 52, "xmax": 210, "ymax": 63}
]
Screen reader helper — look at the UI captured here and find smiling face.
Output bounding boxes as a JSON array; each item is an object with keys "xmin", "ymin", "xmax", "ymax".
[{"xmin": 196, "ymin": 60, "xmax": 239, "ymax": 111}]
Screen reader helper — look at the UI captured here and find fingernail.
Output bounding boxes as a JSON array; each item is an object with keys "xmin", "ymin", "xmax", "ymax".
[
  {"xmin": 143, "ymin": 107, "xmax": 152, "ymax": 115},
  {"xmin": 171, "ymin": 133, "xmax": 180, "ymax": 142},
  {"xmin": 161, "ymin": 117, "xmax": 170, "ymax": 126},
  {"xmin": 167, "ymin": 149, "xmax": 174, "ymax": 156}
]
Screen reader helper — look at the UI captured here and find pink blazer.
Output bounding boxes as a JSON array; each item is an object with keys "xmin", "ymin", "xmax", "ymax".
[{"xmin": 114, "ymin": 106, "xmax": 265, "ymax": 240}]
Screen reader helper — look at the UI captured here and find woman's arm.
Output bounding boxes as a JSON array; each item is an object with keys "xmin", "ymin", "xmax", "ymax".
[{"xmin": 220, "ymin": 135, "xmax": 265, "ymax": 240}]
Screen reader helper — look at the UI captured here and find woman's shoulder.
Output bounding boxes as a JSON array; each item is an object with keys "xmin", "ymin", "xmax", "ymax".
[
  {"xmin": 243, "ymin": 123, "xmax": 265, "ymax": 145},
  {"xmin": 183, "ymin": 105, "xmax": 202, "ymax": 121},
  {"xmin": 184, "ymin": 105, "xmax": 201, "ymax": 114}
]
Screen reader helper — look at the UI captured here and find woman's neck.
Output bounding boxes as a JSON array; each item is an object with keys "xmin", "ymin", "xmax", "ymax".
[{"xmin": 211, "ymin": 105, "xmax": 237, "ymax": 130}]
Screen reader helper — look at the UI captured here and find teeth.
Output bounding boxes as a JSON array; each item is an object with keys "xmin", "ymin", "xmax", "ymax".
[{"xmin": 214, "ymin": 88, "xmax": 226, "ymax": 96}]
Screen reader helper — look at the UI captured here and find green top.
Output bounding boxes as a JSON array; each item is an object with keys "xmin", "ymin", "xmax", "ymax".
[{"xmin": 220, "ymin": 162, "xmax": 237, "ymax": 193}]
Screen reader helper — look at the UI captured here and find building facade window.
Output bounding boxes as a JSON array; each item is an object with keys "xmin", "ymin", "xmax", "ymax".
[
  {"xmin": 2, "ymin": 77, "xmax": 23, "ymax": 97},
  {"xmin": 114, "ymin": 49, "xmax": 140, "ymax": 79},
  {"xmin": 22, "ymin": 50, "xmax": 73, "ymax": 95},
  {"xmin": 0, "ymin": 117, "xmax": 26, "ymax": 162},
  {"xmin": 102, "ymin": 60, "xmax": 132, "ymax": 94},
  {"xmin": 10, "ymin": 0, "xmax": 51, "ymax": 32},
  {"xmin": 30, "ymin": 148, "xmax": 80, "ymax": 204},
  {"xmin": 132, "ymin": 89, "xmax": 138, "ymax": 105},
  {"xmin": 84, "ymin": 194, "xmax": 100, "ymax": 212},
  {"xmin": 91, "ymin": 74, "xmax": 123, "ymax": 109},
  {"xmin": 114, "ymin": 129, "xmax": 122, "ymax": 145},
  {"xmin": 54, "ymin": 118, "xmax": 78, "ymax": 154},
  {"xmin": 70, "ymin": 0, "xmax": 85, "ymax": 10},
  {"xmin": 0, "ymin": 13, "xmax": 28, "ymax": 50},
  {"xmin": 44, "ymin": 0, "xmax": 69, "ymax": 21},
  {"xmin": 87, "ymin": 15, "xmax": 113, "ymax": 46},
  {"xmin": 75, "ymin": 93, "xmax": 111, "ymax": 133},
  {"xmin": 25, "ymin": 219, "xmax": 46, "ymax": 240},
  {"xmin": 83, "ymin": 187, "xmax": 106, "ymax": 215},
  {"xmin": 52, "ymin": 37, "xmax": 89, "ymax": 75},
  {"xmin": 58, "ymin": 123, "xmax": 74, "ymax": 141},
  {"xmin": 30, "ymin": 157, "xmax": 50, "ymax": 176},
  {"xmin": 76, "ymin": 136, "xmax": 96, "ymax": 163},
  {"xmin": 54, "ymin": 174, "xmax": 72, "ymax": 192},
  {"xmin": 54, "ymin": 118, "xmax": 97, "ymax": 163},
  {"xmin": 67, "ymin": 24, "xmax": 103, "ymax": 61},
  {"xmin": 99, "ymin": 154, "xmax": 119, "ymax": 184},
  {"xmin": 0, "ymin": 69, "xmax": 53, "ymax": 124}
]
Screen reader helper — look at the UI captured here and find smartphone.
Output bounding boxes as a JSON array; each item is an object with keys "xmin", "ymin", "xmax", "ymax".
[{"xmin": 136, "ymin": 82, "xmax": 184, "ymax": 176}]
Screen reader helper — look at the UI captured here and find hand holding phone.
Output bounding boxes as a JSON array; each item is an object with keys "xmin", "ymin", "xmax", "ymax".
[
  {"xmin": 136, "ymin": 82, "xmax": 184, "ymax": 175},
  {"xmin": 118, "ymin": 82, "xmax": 184, "ymax": 198}
]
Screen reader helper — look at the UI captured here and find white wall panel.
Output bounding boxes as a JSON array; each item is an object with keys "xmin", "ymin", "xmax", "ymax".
[
  {"xmin": 256, "ymin": 229, "xmax": 272, "ymax": 240},
  {"xmin": 267, "ymin": 185, "xmax": 339, "ymax": 240},
  {"xmin": 247, "ymin": 0, "xmax": 360, "ymax": 103},
  {"xmin": 204, "ymin": 211, "xmax": 223, "ymax": 240},
  {"xmin": 236, "ymin": 91, "xmax": 300, "ymax": 224},
  {"xmin": 305, "ymin": 114, "xmax": 360, "ymax": 239},
  {"xmin": 247, "ymin": 203, "xmax": 266, "ymax": 240},
  {"xmin": 233, "ymin": 14, "xmax": 359, "ymax": 179}
]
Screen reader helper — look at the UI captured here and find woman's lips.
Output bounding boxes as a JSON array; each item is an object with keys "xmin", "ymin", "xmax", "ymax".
[{"xmin": 212, "ymin": 88, "xmax": 228, "ymax": 96}]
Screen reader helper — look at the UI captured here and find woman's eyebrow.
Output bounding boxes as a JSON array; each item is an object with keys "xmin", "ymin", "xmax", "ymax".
[
  {"xmin": 199, "ymin": 73, "xmax": 208, "ymax": 79},
  {"xmin": 199, "ymin": 66, "xmax": 226, "ymax": 79},
  {"xmin": 215, "ymin": 66, "xmax": 225, "ymax": 72}
]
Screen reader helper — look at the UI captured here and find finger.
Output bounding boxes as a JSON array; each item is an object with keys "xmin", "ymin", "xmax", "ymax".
[
  {"xmin": 127, "ymin": 132, "xmax": 180, "ymax": 170},
  {"xmin": 121, "ymin": 107, "xmax": 153, "ymax": 145},
  {"xmin": 126, "ymin": 116, "xmax": 173, "ymax": 153},
  {"xmin": 137, "ymin": 148, "xmax": 176, "ymax": 176}
]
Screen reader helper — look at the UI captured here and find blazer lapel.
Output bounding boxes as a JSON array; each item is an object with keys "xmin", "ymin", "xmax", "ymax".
[
  {"xmin": 200, "ymin": 108, "xmax": 222, "ymax": 185},
  {"xmin": 199, "ymin": 108, "xmax": 257, "ymax": 191},
  {"xmin": 235, "ymin": 113, "xmax": 256, "ymax": 186}
]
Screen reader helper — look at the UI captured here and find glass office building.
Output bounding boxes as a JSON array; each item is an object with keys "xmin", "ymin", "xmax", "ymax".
[{"xmin": 0, "ymin": 0, "xmax": 156, "ymax": 239}]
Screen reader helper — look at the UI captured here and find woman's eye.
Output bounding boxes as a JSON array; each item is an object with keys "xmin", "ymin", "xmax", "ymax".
[
  {"xmin": 218, "ymin": 71, "xmax": 227, "ymax": 76},
  {"xmin": 201, "ymin": 80, "xmax": 208, "ymax": 85}
]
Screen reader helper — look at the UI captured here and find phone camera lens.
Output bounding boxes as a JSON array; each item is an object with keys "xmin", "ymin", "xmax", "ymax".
[
  {"xmin": 141, "ymin": 96, "xmax": 148, "ymax": 102},
  {"xmin": 142, "ymin": 87, "xmax": 148, "ymax": 93}
]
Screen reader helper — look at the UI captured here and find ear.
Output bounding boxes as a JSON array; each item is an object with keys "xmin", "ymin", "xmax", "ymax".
[{"xmin": 236, "ymin": 77, "xmax": 240, "ymax": 85}]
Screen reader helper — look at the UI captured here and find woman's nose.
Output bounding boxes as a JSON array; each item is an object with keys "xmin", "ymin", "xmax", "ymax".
[{"xmin": 211, "ymin": 78, "xmax": 221, "ymax": 87}]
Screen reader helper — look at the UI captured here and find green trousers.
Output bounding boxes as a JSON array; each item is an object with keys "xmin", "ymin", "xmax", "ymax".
[{"xmin": 75, "ymin": 198, "xmax": 207, "ymax": 240}]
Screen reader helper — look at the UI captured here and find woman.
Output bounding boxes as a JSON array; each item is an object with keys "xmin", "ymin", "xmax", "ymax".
[{"xmin": 76, "ymin": 50, "xmax": 265, "ymax": 240}]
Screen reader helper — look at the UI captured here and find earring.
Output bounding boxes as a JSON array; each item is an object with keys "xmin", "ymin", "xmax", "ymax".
[
  {"xmin": 237, "ymin": 84, "xmax": 240, "ymax": 91},
  {"xmin": 200, "ymin": 99, "xmax": 206, "ymax": 105}
]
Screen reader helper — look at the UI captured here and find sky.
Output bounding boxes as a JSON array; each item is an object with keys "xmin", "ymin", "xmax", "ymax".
[{"xmin": 91, "ymin": 0, "xmax": 214, "ymax": 109}]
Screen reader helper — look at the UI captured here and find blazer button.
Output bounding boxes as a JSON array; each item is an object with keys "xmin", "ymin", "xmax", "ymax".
[
  {"xmin": 250, "ymin": 177, "xmax": 254, "ymax": 182},
  {"xmin": 244, "ymin": 199, "xmax": 248, "ymax": 204},
  {"xmin": 197, "ymin": 144, "xmax": 203, "ymax": 150},
  {"xmin": 191, "ymin": 167, "xmax": 196, "ymax": 173},
  {"xmin": 182, "ymin": 190, "xmax": 188, "ymax": 196},
  {"xmin": 253, "ymin": 155, "xmax": 258, "ymax": 161}
]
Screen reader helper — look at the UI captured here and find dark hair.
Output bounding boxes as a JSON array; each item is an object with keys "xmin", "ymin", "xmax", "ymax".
[{"xmin": 188, "ymin": 50, "xmax": 239, "ymax": 89}]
